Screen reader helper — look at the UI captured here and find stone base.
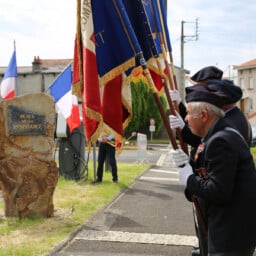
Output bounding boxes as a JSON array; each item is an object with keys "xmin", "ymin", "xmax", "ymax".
[{"xmin": 0, "ymin": 93, "xmax": 58, "ymax": 217}]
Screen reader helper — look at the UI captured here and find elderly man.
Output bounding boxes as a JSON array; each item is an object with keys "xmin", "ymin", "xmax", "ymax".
[
  {"xmin": 171, "ymin": 85, "xmax": 256, "ymax": 256},
  {"xmin": 173, "ymin": 79, "xmax": 252, "ymax": 146},
  {"xmin": 170, "ymin": 66, "xmax": 223, "ymax": 123},
  {"xmin": 170, "ymin": 66, "xmax": 224, "ymax": 256},
  {"xmin": 170, "ymin": 69, "xmax": 252, "ymax": 256}
]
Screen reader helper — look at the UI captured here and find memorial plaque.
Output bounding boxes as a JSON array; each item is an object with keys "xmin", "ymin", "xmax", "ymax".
[{"xmin": 8, "ymin": 105, "xmax": 46, "ymax": 135}]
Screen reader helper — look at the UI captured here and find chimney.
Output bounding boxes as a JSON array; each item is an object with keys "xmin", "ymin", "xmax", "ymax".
[{"xmin": 32, "ymin": 56, "xmax": 42, "ymax": 71}]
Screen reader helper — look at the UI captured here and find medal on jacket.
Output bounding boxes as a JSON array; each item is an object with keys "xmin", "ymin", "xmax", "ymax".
[
  {"xmin": 195, "ymin": 143, "xmax": 208, "ymax": 179},
  {"xmin": 194, "ymin": 143, "xmax": 204, "ymax": 162}
]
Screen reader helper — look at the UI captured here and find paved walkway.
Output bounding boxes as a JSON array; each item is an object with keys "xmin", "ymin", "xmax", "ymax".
[{"xmin": 47, "ymin": 151, "xmax": 199, "ymax": 256}]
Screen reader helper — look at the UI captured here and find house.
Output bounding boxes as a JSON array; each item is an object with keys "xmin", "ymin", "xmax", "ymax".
[
  {"xmin": 0, "ymin": 56, "xmax": 73, "ymax": 96},
  {"xmin": 1, "ymin": 56, "xmax": 186, "ymax": 99},
  {"xmin": 234, "ymin": 58, "xmax": 256, "ymax": 126}
]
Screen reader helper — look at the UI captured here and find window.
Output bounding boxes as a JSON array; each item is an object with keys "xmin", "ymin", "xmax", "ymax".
[
  {"xmin": 240, "ymin": 78, "xmax": 245, "ymax": 89},
  {"xmin": 248, "ymin": 77, "xmax": 254, "ymax": 90},
  {"xmin": 243, "ymin": 97, "xmax": 253, "ymax": 114}
]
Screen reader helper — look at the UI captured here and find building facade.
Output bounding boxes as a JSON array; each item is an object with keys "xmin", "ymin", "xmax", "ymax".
[
  {"xmin": 1, "ymin": 56, "xmax": 185, "ymax": 99},
  {"xmin": 0, "ymin": 56, "xmax": 73, "ymax": 97},
  {"xmin": 234, "ymin": 58, "xmax": 256, "ymax": 126}
]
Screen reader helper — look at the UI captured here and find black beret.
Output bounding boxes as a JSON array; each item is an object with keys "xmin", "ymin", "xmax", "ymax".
[
  {"xmin": 185, "ymin": 85, "xmax": 226, "ymax": 108},
  {"xmin": 190, "ymin": 66, "xmax": 223, "ymax": 82},
  {"xmin": 206, "ymin": 79, "xmax": 242, "ymax": 104}
]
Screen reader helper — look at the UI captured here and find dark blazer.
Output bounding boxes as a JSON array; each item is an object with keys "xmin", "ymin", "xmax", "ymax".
[
  {"xmin": 224, "ymin": 106, "xmax": 252, "ymax": 146},
  {"xmin": 186, "ymin": 118, "xmax": 256, "ymax": 253}
]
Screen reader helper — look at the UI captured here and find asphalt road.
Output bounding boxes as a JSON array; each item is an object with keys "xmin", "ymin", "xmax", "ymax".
[
  {"xmin": 55, "ymin": 143, "xmax": 170, "ymax": 167},
  {"xmin": 47, "ymin": 147, "xmax": 199, "ymax": 256},
  {"xmin": 117, "ymin": 145, "xmax": 169, "ymax": 164}
]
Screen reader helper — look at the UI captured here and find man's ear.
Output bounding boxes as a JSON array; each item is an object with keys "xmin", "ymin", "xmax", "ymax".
[{"xmin": 201, "ymin": 110, "xmax": 209, "ymax": 121}]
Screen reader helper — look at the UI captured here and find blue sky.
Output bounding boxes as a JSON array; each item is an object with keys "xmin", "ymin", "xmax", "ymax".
[{"xmin": 1, "ymin": 0, "xmax": 256, "ymax": 78}]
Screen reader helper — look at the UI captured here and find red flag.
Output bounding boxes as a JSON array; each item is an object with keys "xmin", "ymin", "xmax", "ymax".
[
  {"xmin": 72, "ymin": 1, "xmax": 103, "ymax": 146},
  {"xmin": 121, "ymin": 73, "xmax": 133, "ymax": 130},
  {"xmin": 147, "ymin": 58, "xmax": 167, "ymax": 94},
  {"xmin": 102, "ymin": 75, "xmax": 123, "ymax": 137},
  {"xmin": 102, "ymin": 72, "xmax": 133, "ymax": 154},
  {"xmin": 73, "ymin": 0, "xmax": 140, "ymax": 147}
]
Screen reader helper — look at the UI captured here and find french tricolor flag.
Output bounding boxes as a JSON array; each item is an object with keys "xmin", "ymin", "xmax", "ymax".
[
  {"xmin": 0, "ymin": 50, "xmax": 17, "ymax": 100},
  {"xmin": 49, "ymin": 64, "xmax": 81, "ymax": 134}
]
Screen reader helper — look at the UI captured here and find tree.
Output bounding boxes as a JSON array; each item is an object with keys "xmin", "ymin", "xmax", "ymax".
[{"xmin": 124, "ymin": 80, "xmax": 167, "ymax": 138}]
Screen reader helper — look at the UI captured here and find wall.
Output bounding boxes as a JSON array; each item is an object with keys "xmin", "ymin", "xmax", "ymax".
[{"xmin": 0, "ymin": 72, "xmax": 59, "ymax": 97}]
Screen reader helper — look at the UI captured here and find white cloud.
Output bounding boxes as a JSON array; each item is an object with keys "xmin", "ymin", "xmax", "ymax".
[
  {"xmin": 167, "ymin": 0, "xmax": 256, "ymax": 76},
  {"xmin": 0, "ymin": 0, "xmax": 76, "ymax": 66},
  {"xmin": 1, "ymin": 0, "xmax": 256, "ymax": 79}
]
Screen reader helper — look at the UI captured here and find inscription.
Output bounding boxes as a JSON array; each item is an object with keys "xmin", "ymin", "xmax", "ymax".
[{"xmin": 8, "ymin": 105, "xmax": 46, "ymax": 135}]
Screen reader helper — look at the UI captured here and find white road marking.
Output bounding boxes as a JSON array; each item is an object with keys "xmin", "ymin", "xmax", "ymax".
[
  {"xmin": 149, "ymin": 169, "xmax": 177, "ymax": 174},
  {"xmin": 75, "ymin": 230, "xmax": 198, "ymax": 247},
  {"xmin": 139, "ymin": 176, "xmax": 179, "ymax": 182}
]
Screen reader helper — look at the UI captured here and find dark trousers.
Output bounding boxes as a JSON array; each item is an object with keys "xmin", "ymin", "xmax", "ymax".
[
  {"xmin": 208, "ymin": 247, "xmax": 255, "ymax": 256},
  {"xmin": 193, "ymin": 204, "xmax": 255, "ymax": 256},
  {"xmin": 97, "ymin": 142, "xmax": 118, "ymax": 181}
]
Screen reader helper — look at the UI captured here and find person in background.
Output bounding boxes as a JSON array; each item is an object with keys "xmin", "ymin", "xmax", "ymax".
[
  {"xmin": 94, "ymin": 132, "xmax": 118, "ymax": 183},
  {"xmin": 171, "ymin": 85, "xmax": 256, "ymax": 256},
  {"xmin": 171, "ymin": 66, "xmax": 224, "ymax": 121},
  {"xmin": 207, "ymin": 79, "xmax": 252, "ymax": 146}
]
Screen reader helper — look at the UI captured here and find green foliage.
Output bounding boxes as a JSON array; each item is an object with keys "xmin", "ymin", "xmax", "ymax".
[
  {"xmin": 251, "ymin": 147, "xmax": 256, "ymax": 165},
  {"xmin": 124, "ymin": 80, "xmax": 167, "ymax": 138}
]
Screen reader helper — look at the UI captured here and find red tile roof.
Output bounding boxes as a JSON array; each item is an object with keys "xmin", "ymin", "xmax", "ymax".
[
  {"xmin": 37, "ymin": 58, "xmax": 73, "ymax": 67},
  {"xmin": 234, "ymin": 58, "xmax": 256, "ymax": 69},
  {"xmin": 0, "ymin": 57, "xmax": 74, "ymax": 74}
]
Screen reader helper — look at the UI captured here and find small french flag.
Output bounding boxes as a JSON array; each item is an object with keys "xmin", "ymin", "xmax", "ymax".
[
  {"xmin": 49, "ymin": 64, "xmax": 81, "ymax": 134},
  {"xmin": 0, "ymin": 50, "xmax": 17, "ymax": 100}
]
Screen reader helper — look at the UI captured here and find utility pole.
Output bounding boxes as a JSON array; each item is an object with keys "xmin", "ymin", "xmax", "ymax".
[
  {"xmin": 180, "ymin": 18, "xmax": 199, "ymax": 102},
  {"xmin": 180, "ymin": 21, "xmax": 185, "ymax": 102}
]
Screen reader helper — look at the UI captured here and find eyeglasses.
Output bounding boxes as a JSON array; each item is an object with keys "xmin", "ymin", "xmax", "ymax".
[
  {"xmin": 186, "ymin": 112, "xmax": 201, "ymax": 119},
  {"xmin": 192, "ymin": 114, "xmax": 201, "ymax": 118}
]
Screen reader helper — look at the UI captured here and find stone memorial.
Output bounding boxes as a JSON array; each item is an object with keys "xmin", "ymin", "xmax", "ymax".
[{"xmin": 0, "ymin": 93, "xmax": 58, "ymax": 218}]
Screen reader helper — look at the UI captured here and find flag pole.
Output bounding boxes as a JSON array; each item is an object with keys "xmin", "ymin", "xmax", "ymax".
[
  {"xmin": 114, "ymin": 1, "xmax": 178, "ymax": 150},
  {"xmin": 155, "ymin": 0, "xmax": 207, "ymax": 233},
  {"xmin": 137, "ymin": 53, "xmax": 178, "ymax": 150},
  {"xmin": 156, "ymin": 0, "xmax": 179, "ymax": 89},
  {"xmin": 13, "ymin": 40, "xmax": 18, "ymax": 96},
  {"xmin": 155, "ymin": 39, "xmax": 188, "ymax": 153},
  {"xmin": 155, "ymin": 56, "xmax": 188, "ymax": 154},
  {"xmin": 141, "ymin": 1, "xmax": 188, "ymax": 153}
]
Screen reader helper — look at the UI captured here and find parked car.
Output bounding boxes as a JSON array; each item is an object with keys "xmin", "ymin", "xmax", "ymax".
[{"xmin": 251, "ymin": 126, "xmax": 256, "ymax": 147}]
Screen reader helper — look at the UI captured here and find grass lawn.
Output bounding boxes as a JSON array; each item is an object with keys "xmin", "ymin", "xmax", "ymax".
[{"xmin": 0, "ymin": 161, "xmax": 150, "ymax": 256}]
